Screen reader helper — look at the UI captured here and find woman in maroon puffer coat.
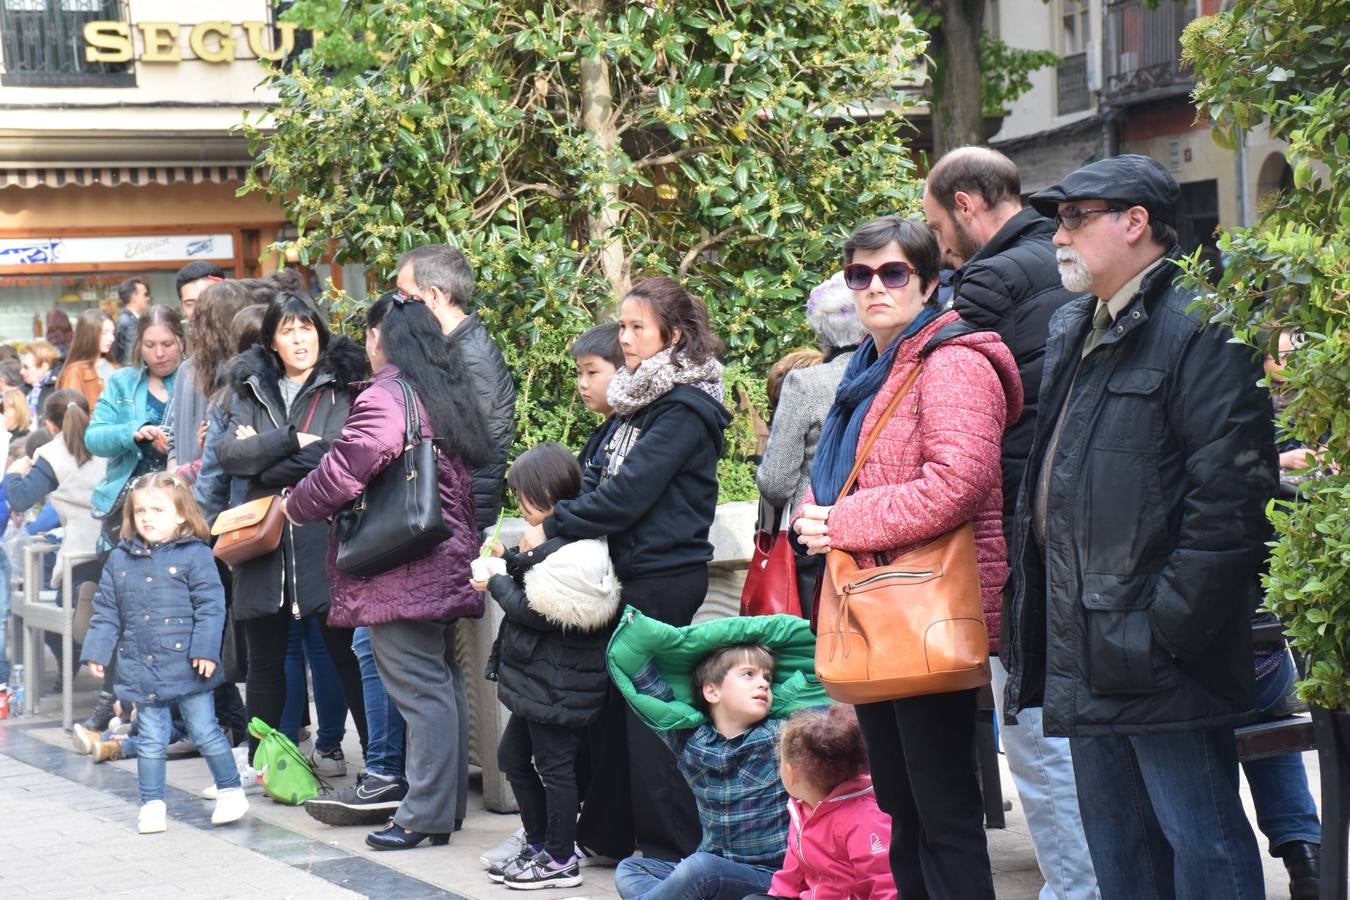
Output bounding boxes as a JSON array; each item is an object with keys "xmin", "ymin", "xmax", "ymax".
[{"xmin": 284, "ymin": 291, "xmax": 491, "ymax": 850}]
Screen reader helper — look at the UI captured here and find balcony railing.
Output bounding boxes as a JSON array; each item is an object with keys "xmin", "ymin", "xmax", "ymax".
[
  {"xmin": 1104, "ymin": 0, "xmax": 1194, "ymax": 102},
  {"xmin": 1, "ymin": 0, "xmax": 135, "ymax": 87},
  {"xmin": 1056, "ymin": 52, "xmax": 1091, "ymax": 115}
]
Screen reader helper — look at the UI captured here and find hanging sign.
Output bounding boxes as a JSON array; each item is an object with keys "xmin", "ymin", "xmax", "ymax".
[{"xmin": 0, "ymin": 234, "xmax": 234, "ymax": 267}]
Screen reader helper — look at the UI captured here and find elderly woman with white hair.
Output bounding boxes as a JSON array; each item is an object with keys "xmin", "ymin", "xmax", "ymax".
[{"xmin": 754, "ymin": 272, "xmax": 867, "ymax": 615}]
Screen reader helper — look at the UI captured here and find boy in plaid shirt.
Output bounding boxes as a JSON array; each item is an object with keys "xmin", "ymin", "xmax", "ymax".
[{"xmin": 607, "ymin": 608, "xmax": 827, "ymax": 900}]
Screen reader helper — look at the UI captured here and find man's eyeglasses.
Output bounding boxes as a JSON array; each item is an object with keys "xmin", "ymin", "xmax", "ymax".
[
  {"xmin": 842, "ymin": 260, "xmax": 915, "ymax": 291},
  {"xmin": 1055, "ymin": 206, "xmax": 1124, "ymax": 231}
]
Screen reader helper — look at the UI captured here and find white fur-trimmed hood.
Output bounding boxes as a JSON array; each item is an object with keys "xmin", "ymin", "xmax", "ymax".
[{"xmin": 524, "ymin": 538, "xmax": 623, "ymax": 632}]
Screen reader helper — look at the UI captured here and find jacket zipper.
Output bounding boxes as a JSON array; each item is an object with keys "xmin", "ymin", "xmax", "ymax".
[{"xmin": 246, "ymin": 379, "xmax": 301, "ymax": 617}]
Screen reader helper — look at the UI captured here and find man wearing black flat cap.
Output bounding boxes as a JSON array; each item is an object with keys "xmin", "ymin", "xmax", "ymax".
[{"xmin": 999, "ymin": 154, "xmax": 1277, "ymax": 899}]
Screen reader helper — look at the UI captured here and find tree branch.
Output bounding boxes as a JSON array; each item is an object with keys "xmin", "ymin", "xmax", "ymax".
[
  {"xmin": 633, "ymin": 146, "xmax": 712, "ymax": 170},
  {"xmin": 678, "ymin": 225, "xmax": 742, "ymax": 277}
]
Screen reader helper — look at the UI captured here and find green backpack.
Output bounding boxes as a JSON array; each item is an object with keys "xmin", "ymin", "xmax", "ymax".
[{"xmin": 247, "ymin": 717, "xmax": 320, "ymax": 805}]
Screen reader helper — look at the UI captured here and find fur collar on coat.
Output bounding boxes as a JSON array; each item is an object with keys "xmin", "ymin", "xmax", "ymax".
[
  {"xmin": 523, "ymin": 537, "xmax": 622, "ymax": 632},
  {"xmin": 226, "ymin": 336, "xmax": 368, "ymax": 416}
]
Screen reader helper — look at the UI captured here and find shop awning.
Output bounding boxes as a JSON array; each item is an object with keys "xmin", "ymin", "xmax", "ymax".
[{"xmin": 0, "ymin": 164, "xmax": 250, "ymax": 190}]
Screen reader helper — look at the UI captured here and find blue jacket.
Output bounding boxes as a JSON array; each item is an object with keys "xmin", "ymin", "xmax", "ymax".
[
  {"xmin": 80, "ymin": 536, "xmax": 225, "ymax": 703},
  {"xmin": 85, "ymin": 364, "xmax": 178, "ymax": 515}
]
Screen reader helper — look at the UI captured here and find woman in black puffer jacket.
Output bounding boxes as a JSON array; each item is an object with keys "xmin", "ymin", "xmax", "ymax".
[{"xmin": 216, "ymin": 292, "xmax": 369, "ymax": 758}]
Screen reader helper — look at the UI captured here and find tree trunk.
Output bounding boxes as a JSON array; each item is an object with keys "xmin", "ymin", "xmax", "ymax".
[
  {"xmin": 931, "ymin": 0, "xmax": 986, "ymax": 157},
  {"xmin": 578, "ymin": 0, "xmax": 627, "ymax": 309}
]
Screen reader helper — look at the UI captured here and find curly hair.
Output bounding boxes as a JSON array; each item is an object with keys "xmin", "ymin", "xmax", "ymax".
[{"xmin": 780, "ymin": 704, "xmax": 869, "ymax": 793}]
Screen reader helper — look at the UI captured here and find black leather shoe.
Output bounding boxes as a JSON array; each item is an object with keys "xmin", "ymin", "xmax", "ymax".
[
  {"xmin": 1279, "ymin": 840, "xmax": 1319, "ymax": 899},
  {"xmin": 365, "ymin": 820, "xmax": 450, "ymax": 851},
  {"xmin": 80, "ymin": 690, "xmax": 116, "ymax": 732}
]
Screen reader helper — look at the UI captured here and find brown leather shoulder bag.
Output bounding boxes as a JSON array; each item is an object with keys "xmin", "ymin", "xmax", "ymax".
[{"xmin": 814, "ymin": 362, "xmax": 992, "ymax": 703}]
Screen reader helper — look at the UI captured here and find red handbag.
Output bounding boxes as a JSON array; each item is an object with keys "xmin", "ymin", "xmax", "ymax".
[{"xmin": 740, "ymin": 504, "xmax": 802, "ymax": 617}]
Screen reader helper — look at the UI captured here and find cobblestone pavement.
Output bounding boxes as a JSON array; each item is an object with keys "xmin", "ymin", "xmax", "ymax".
[{"xmin": 0, "ymin": 678, "xmax": 1312, "ymax": 899}]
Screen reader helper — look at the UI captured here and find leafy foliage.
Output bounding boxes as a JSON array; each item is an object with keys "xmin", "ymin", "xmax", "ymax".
[
  {"xmin": 248, "ymin": 0, "xmax": 929, "ymax": 500},
  {"xmin": 979, "ymin": 33, "xmax": 1059, "ymax": 118},
  {"xmin": 1182, "ymin": 0, "xmax": 1350, "ymax": 709}
]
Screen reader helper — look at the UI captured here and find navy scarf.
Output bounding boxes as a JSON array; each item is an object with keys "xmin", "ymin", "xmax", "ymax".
[{"xmin": 810, "ymin": 306, "xmax": 939, "ymax": 506}]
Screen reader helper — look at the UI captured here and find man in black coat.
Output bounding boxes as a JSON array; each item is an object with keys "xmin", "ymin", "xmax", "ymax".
[
  {"xmin": 923, "ymin": 147, "xmax": 1097, "ymax": 899},
  {"xmin": 397, "ymin": 244, "xmax": 517, "ymax": 532},
  {"xmin": 1002, "ymin": 154, "xmax": 1276, "ymax": 899}
]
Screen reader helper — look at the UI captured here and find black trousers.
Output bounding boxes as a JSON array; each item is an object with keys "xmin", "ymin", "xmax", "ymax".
[
  {"xmin": 854, "ymin": 689, "xmax": 995, "ymax": 900},
  {"xmin": 576, "ymin": 565, "xmax": 705, "ymax": 861},
  {"xmin": 241, "ymin": 608, "xmax": 368, "ymax": 756},
  {"xmin": 499, "ymin": 713, "xmax": 584, "ymax": 860}
]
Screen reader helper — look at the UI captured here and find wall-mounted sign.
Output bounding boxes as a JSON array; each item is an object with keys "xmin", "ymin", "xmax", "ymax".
[
  {"xmin": 83, "ymin": 21, "xmax": 297, "ymax": 64},
  {"xmin": 0, "ymin": 234, "xmax": 235, "ymax": 267}
]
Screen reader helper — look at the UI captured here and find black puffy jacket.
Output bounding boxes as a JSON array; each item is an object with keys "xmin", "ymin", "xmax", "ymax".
[
  {"xmin": 446, "ymin": 312, "xmax": 516, "ymax": 533},
  {"xmin": 216, "ymin": 338, "xmax": 369, "ymax": 622},
  {"xmin": 952, "ymin": 208, "xmax": 1080, "ymax": 526},
  {"xmin": 544, "ymin": 385, "xmax": 732, "ymax": 579},
  {"xmin": 485, "ymin": 536, "xmax": 623, "ymax": 727},
  {"xmin": 1000, "ymin": 250, "xmax": 1277, "ymax": 736}
]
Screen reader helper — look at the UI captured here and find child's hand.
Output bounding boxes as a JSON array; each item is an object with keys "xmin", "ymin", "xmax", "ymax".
[
  {"xmin": 480, "ymin": 539, "xmax": 505, "ymax": 558},
  {"xmin": 86, "ymin": 662, "xmax": 104, "ymax": 679},
  {"xmin": 193, "ymin": 658, "xmax": 217, "ymax": 678},
  {"xmin": 469, "ymin": 578, "xmax": 488, "ymax": 593}
]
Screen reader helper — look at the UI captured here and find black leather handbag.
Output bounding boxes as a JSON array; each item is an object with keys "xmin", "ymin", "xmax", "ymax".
[{"xmin": 334, "ymin": 378, "xmax": 451, "ymax": 577}]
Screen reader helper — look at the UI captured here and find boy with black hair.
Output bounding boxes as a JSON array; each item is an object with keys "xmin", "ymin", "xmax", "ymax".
[
  {"xmin": 607, "ymin": 608, "xmax": 827, "ymax": 900},
  {"xmin": 568, "ymin": 323, "xmax": 623, "ymax": 490}
]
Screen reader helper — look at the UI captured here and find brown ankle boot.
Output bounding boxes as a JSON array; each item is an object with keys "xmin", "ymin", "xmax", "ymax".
[{"xmin": 92, "ymin": 738, "xmax": 124, "ymax": 763}]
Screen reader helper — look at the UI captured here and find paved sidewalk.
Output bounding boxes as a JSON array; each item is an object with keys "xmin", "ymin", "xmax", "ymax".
[{"xmin": 0, "ymin": 676, "xmax": 1315, "ymax": 899}]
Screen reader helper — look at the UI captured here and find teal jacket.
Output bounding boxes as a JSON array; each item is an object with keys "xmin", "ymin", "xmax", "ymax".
[
  {"xmin": 86, "ymin": 364, "xmax": 178, "ymax": 515},
  {"xmin": 607, "ymin": 606, "xmax": 828, "ymax": 732}
]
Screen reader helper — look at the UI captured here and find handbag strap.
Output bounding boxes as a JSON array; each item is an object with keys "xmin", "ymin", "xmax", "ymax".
[
  {"xmin": 299, "ymin": 390, "xmax": 325, "ymax": 432},
  {"xmin": 393, "ymin": 378, "xmax": 420, "ymax": 448},
  {"xmin": 836, "ymin": 362, "xmax": 924, "ymax": 500}
]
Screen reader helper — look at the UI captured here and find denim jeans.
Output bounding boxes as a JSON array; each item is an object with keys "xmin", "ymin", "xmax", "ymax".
[
  {"xmin": 137, "ymin": 690, "xmax": 239, "ymax": 803},
  {"xmin": 1242, "ymin": 650, "xmax": 1321, "ymax": 854},
  {"xmin": 352, "ymin": 626, "xmax": 405, "ymax": 779},
  {"xmin": 614, "ymin": 852, "xmax": 776, "ymax": 900},
  {"xmin": 991, "ymin": 657, "xmax": 1100, "ymax": 899},
  {"xmin": 1071, "ymin": 726, "xmax": 1265, "ymax": 900},
  {"xmin": 280, "ymin": 616, "xmax": 347, "ymax": 751}
]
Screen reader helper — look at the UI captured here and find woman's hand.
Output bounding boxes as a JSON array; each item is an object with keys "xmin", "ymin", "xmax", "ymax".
[
  {"xmin": 794, "ymin": 503, "xmax": 834, "ymax": 556},
  {"xmin": 296, "ymin": 432, "xmax": 322, "ymax": 448},
  {"xmin": 86, "ymin": 662, "xmax": 104, "ymax": 679},
  {"xmin": 134, "ymin": 425, "xmax": 169, "ymax": 453},
  {"xmin": 7, "ymin": 455, "xmax": 31, "ymax": 476},
  {"xmin": 279, "ymin": 496, "xmax": 299, "ymax": 525},
  {"xmin": 193, "ymin": 658, "xmax": 217, "ymax": 678},
  {"xmin": 196, "ymin": 419, "xmax": 209, "ymax": 451},
  {"xmin": 234, "ymin": 424, "xmax": 257, "ymax": 441},
  {"xmin": 519, "ymin": 523, "xmax": 546, "ymax": 551}
]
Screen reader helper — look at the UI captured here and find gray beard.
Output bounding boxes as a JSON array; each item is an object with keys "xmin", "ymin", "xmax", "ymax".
[{"xmin": 1057, "ymin": 250, "xmax": 1094, "ymax": 293}]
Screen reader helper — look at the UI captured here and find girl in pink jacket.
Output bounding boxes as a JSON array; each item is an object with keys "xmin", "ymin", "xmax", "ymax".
[{"xmin": 761, "ymin": 705, "xmax": 897, "ymax": 900}]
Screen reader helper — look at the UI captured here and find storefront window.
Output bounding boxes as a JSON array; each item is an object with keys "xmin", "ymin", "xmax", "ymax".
[{"xmin": 0, "ymin": 270, "xmax": 218, "ymax": 344}]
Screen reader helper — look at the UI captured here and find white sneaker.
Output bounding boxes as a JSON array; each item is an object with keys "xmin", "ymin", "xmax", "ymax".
[
  {"xmin": 71, "ymin": 723, "xmax": 97, "ymax": 755},
  {"xmin": 200, "ymin": 764, "xmax": 261, "ymax": 799},
  {"xmin": 481, "ymin": 827, "xmax": 528, "ymax": 869},
  {"xmin": 211, "ymin": 787, "xmax": 249, "ymax": 825},
  {"xmin": 137, "ymin": 800, "xmax": 167, "ymax": 834},
  {"xmin": 306, "ymin": 745, "xmax": 347, "ymax": 777}
]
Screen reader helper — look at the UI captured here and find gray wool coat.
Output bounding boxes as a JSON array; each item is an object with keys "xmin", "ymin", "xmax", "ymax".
[{"xmin": 755, "ymin": 350, "xmax": 854, "ymax": 516}]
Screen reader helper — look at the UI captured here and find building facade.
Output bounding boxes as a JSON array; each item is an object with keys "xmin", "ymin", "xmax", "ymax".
[
  {"xmin": 0, "ymin": 0, "xmax": 300, "ymax": 340},
  {"xmin": 990, "ymin": 0, "xmax": 1290, "ymax": 253}
]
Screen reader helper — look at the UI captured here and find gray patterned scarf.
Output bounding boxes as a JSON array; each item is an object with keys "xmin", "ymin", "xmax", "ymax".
[{"xmin": 607, "ymin": 347, "xmax": 724, "ymax": 416}]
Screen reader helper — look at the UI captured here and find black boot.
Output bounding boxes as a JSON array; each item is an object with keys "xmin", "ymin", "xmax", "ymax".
[
  {"xmin": 1279, "ymin": 840, "xmax": 1320, "ymax": 900},
  {"xmin": 81, "ymin": 690, "xmax": 116, "ymax": 732}
]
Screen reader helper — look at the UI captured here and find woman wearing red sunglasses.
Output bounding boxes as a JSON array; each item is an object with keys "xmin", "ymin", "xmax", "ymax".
[{"xmin": 794, "ymin": 215, "xmax": 1023, "ymax": 899}]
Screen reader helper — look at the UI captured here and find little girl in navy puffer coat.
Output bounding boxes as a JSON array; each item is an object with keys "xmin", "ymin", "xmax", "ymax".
[{"xmin": 81, "ymin": 472, "xmax": 247, "ymax": 836}]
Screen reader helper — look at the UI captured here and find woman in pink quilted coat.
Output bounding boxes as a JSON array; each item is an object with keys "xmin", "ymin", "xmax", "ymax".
[{"xmin": 794, "ymin": 215, "xmax": 1022, "ymax": 899}]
